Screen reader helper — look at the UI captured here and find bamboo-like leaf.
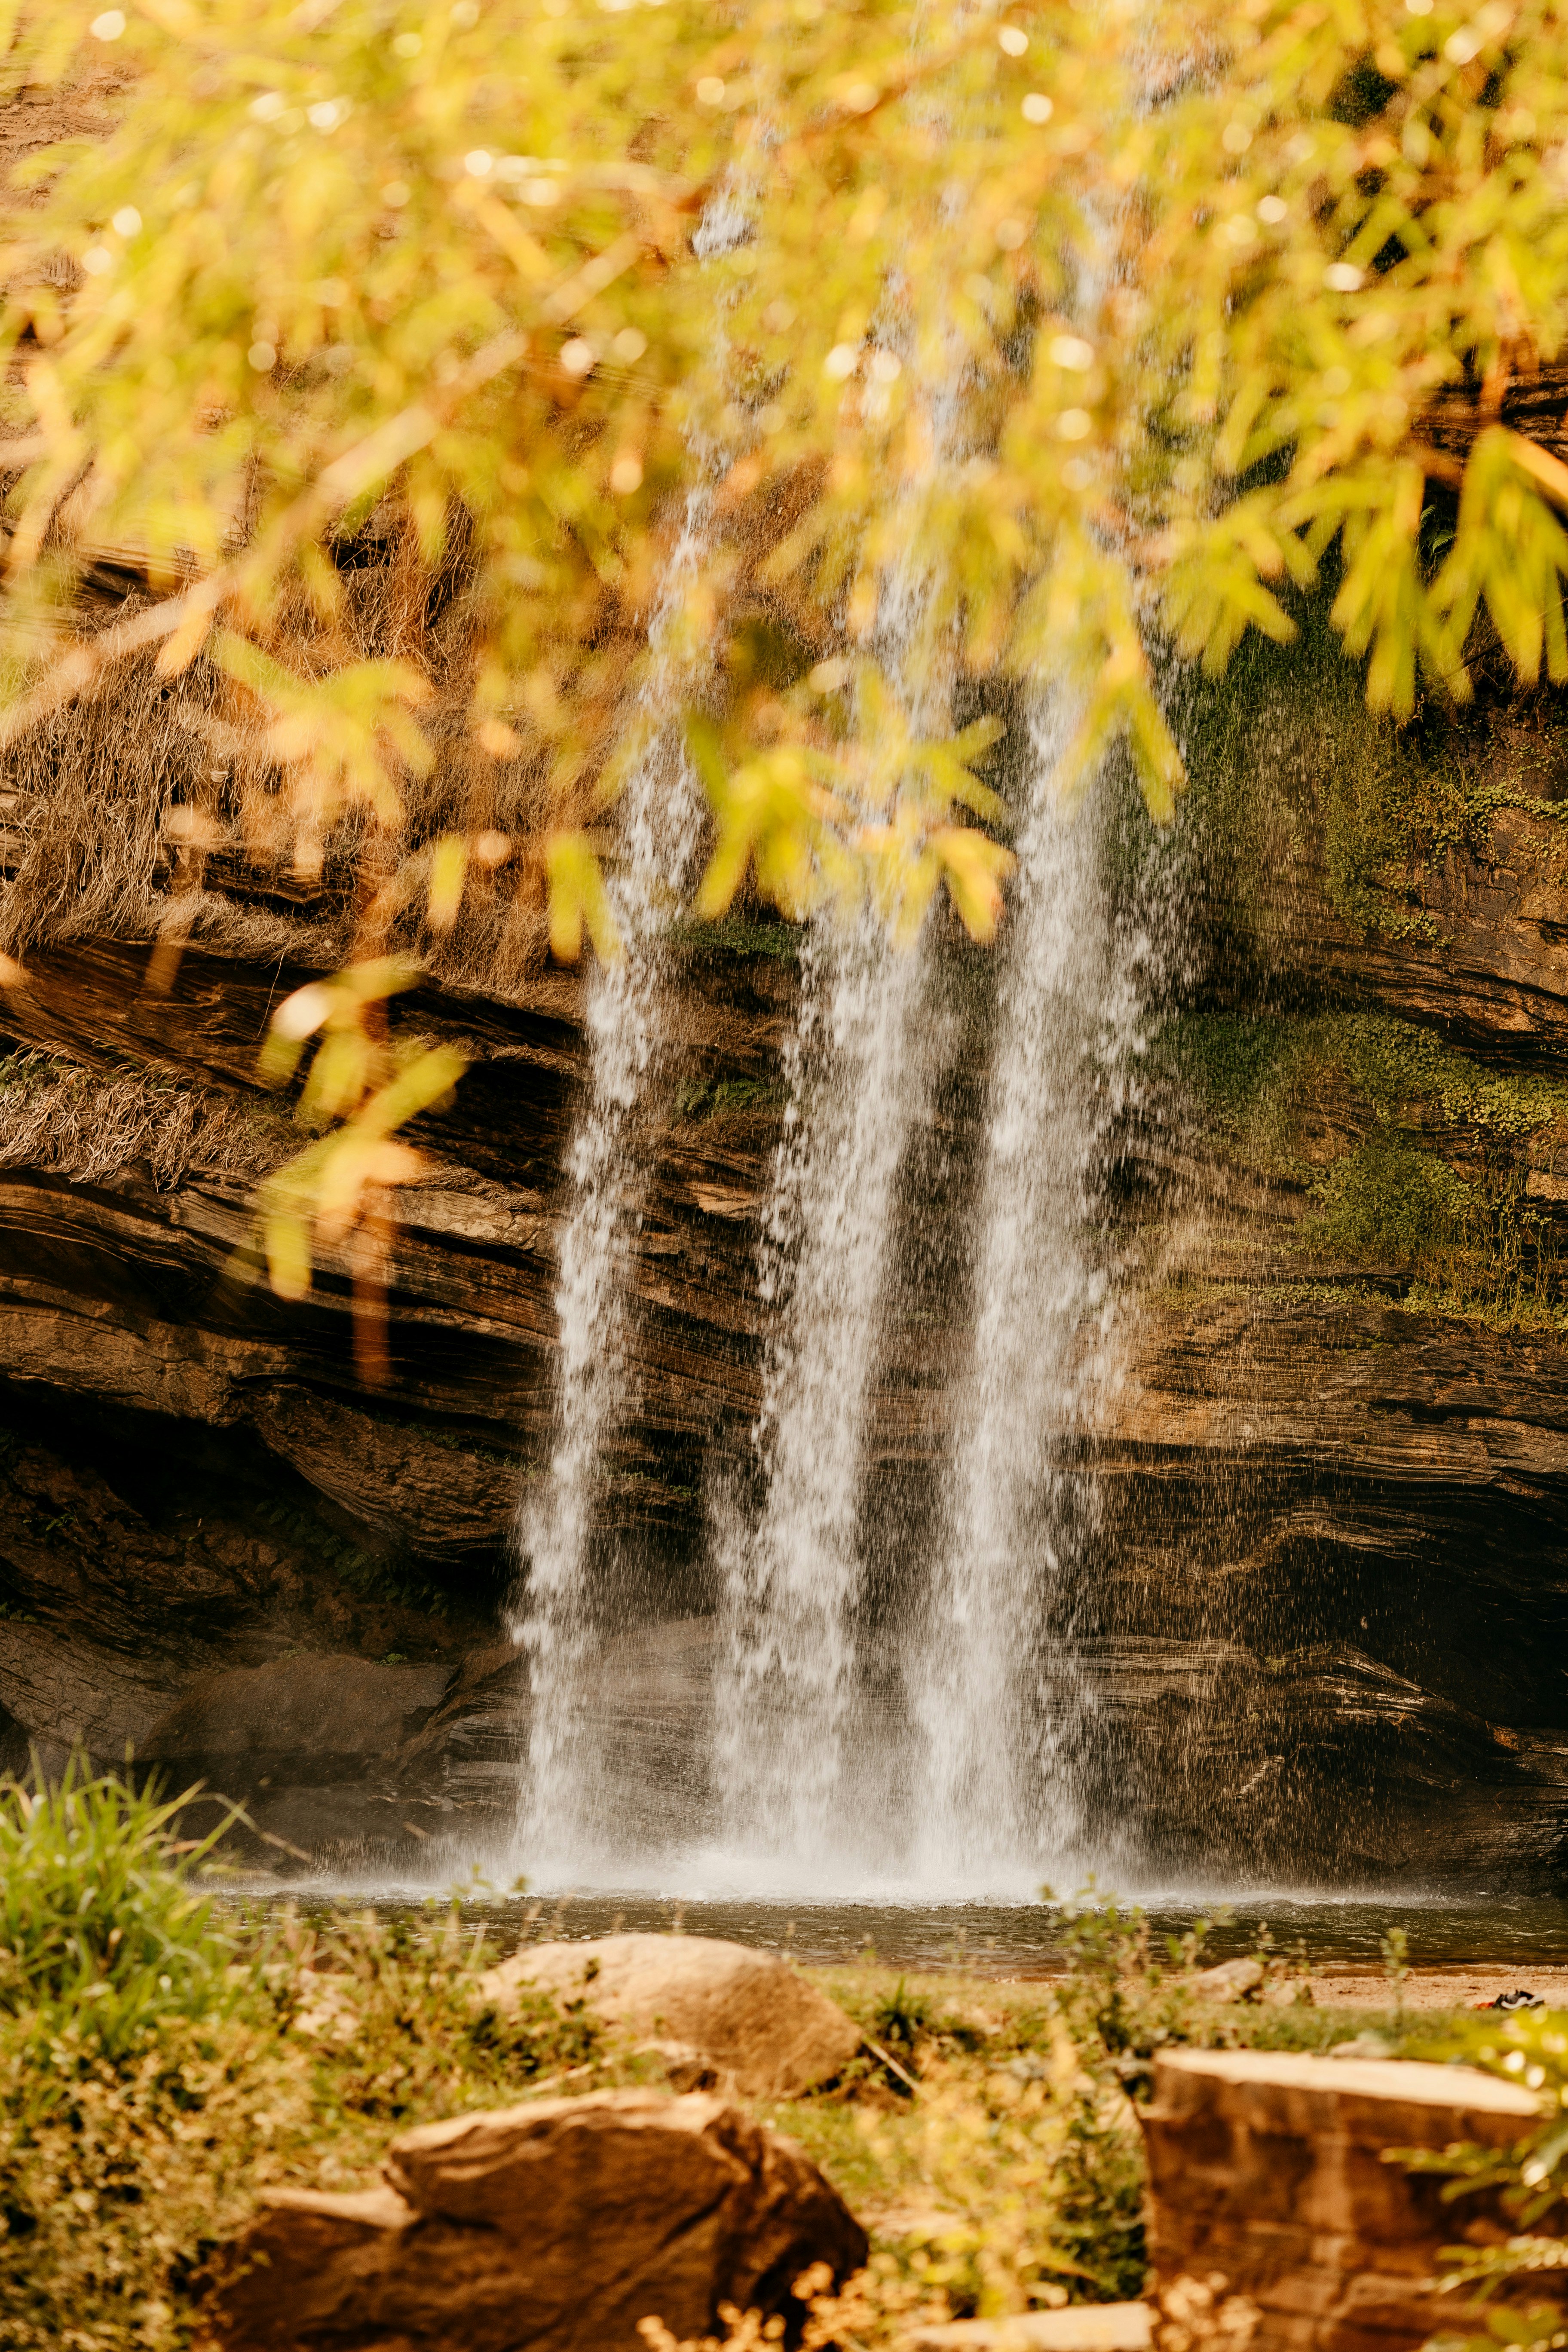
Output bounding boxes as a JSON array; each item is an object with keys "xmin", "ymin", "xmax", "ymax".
[
  {"xmin": 360, "ymin": 1044, "xmax": 469, "ymax": 1140},
  {"xmin": 544, "ymin": 830, "xmax": 621, "ymax": 964},
  {"xmin": 263, "ymin": 1206, "xmax": 313, "ymax": 1302},
  {"xmin": 427, "ymin": 834, "xmax": 470, "ymax": 934},
  {"xmin": 931, "ymin": 825, "xmax": 1015, "ymax": 943}
]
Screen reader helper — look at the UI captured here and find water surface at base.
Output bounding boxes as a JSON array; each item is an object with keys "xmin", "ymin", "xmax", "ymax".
[{"xmin": 244, "ymin": 1888, "xmax": 1568, "ymax": 1974}]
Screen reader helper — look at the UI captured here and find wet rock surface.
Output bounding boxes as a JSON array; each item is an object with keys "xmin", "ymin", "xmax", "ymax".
[
  {"xmin": 212, "ymin": 2087, "xmax": 869, "ymax": 2352},
  {"xmin": 5, "ymin": 828, "xmax": 1568, "ymax": 1881}
]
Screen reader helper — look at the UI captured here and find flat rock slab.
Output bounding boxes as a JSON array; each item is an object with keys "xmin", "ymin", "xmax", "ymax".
[
  {"xmin": 214, "ymin": 2086, "xmax": 868, "ymax": 2352},
  {"xmin": 905, "ymin": 2304, "xmax": 1153, "ymax": 2350},
  {"xmin": 477, "ymin": 1933, "xmax": 862, "ymax": 2098},
  {"xmin": 1144, "ymin": 2048, "xmax": 1540, "ymax": 2352},
  {"xmin": 142, "ymin": 1654, "xmax": 454, "ymax": 1780}
]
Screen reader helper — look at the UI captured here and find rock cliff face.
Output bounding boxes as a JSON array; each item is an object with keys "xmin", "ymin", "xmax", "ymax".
[
  {"xmin": 1084, "ymin": 736, "xmax": 1568, "ymax": 1886},
  {"xmin": 5, "ymin": 755, "xmax": 1568, "ymax": 1886}
]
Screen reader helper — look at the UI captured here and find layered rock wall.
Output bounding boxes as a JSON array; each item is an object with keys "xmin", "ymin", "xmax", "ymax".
[{"xmin": 6, "ymin": 719, "xmax": 1568, "ymax": 1882}]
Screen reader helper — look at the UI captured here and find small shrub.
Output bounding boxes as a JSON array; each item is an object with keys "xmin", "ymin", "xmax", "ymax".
[
  {"xmin": 0, "ymin": 1764, "xmax": 238, "ymax": 2061},
  {"xmin": 1390, "ymin": 2010, "xmax": 1568, "ymax": 2352},
  {"xmin": 1310, "ymin": 1136, "xmax": 1478, "ymax": 1268},
  {"xmin": 869, "ymin": 1977, "xmax": 931, "ymax": 2057},
  {"xmin": 0, "ymin": 1769, "xmax": 606, "ymax": 2352}
]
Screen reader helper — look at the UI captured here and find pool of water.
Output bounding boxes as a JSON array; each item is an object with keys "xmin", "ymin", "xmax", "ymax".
[{"xmin": 238, "ymin": 1886, "xmax": 1568, "ymax": 1974}]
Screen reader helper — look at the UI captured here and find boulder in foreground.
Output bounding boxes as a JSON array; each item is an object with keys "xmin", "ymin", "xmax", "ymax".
[
  {"xmin": 476, "ymin": 1932, "xmax": 863, "ymax": 2098},
  {"xmin": 1143, "ymin": 2048, "xmax": 1538, "ymax": 2352},
  {"xmin": 213, "ymin": 2086, "xmax": 868, "ymax": 2352}
]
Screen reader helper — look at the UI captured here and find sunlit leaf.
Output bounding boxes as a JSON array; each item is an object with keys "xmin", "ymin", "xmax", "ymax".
[{"xmin": 545, "ymin": 829, "xmax": 621, "ymax": 964}]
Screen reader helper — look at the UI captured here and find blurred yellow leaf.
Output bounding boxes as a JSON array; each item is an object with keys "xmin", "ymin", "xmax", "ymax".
[
  {"xmin": 545, "ymin": 830, "xmax": 621, "ymax": 964},
  {"xmin": 427, "ymin": 834, "xmax": 470, "ymax": 933},
  {"xmin": 931, "ymin": 827, "xmax": 1015, "ymax": 944}
]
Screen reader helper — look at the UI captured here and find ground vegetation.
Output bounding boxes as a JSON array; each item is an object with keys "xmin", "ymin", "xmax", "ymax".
[
  {"xmin": 1390, "ymin": 2009, "xmax": 1568, "ymax": 2352},
  {"xmin": 0, "ymin": 1768, "xmax": 1490, "ymax": 2352}
]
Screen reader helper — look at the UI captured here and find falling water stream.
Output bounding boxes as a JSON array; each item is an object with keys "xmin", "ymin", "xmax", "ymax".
[
  {"xmin": 707, "ymin": 352, "xmax": 988, "ymax": 1889},
  {"xmin": 510, "ymin": 193, "xmax": 750, "ymax": 1875},
  {"xmin": 911, "ymin": 710, "xmax": 1148, "ymax": 1890},
  {"xmin": 514, "ymin": 705, "xmax": 1149, "ymax": 1895},
  {"xmin": 710, "ymin": 915, "xmax": 936, "ymax": 1881},
  {"xmin": 509, "ymin": 529, "xmax": 706, "ymax": 1877}
]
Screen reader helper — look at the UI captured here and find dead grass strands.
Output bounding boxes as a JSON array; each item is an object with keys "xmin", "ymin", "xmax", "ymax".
[{"xmin": 0, "ymin": 1051, "xmax": 293, "ymax": 1188}]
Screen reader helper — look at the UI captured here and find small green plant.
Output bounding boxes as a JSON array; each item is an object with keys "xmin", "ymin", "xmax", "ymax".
[
  {"xmin": 1311, "ymin": 1138, "xmax": 1479, "ymax": 1267},
  {"xmin": 0, "ymin": 1766, "xmax": 608, "ymax": 2351},
  {"xmin": 1164, "ymin": 1006, "xmax": 1568, "ymax": 1323},
  {"xmin": 870, "ymin": 1977, "xmax": 932, "ymax": 2058},
  {"xmin": 1390, "ymin": 2011, "xmax": 1568, "ymax": 2352},
  {"xmin": 0, "ymin": 1761, "xmax": 239, "ymax": 2061},
  {"xmin": 671, "ymin": 1074, "xmax": 789, "ymax": 1122},
  {"xmin": 1047, "ymin": 1886, "xmax": 1216, "ymax": 2089},
  {"xmin": 1380, "ymin": 1926, "xmax": 1412, "ymax": 2027}
]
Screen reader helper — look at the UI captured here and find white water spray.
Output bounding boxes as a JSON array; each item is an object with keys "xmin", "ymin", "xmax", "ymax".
[
  {"xmin": 704, "ymin": 331, "xmax": 968, "ymax": 1881},
  {"xmin": 509, "ymin": 184, "xmax": 757, "ymax": 1873}
]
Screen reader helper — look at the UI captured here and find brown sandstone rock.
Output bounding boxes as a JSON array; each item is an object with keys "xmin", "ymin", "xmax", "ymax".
[
  {"xmin": 1190, "ymin": 1958, "xmax": 1265, "ymax": 2003},
  {"xmin": 1142, "ymin": 2048, "xmax": 1540, "ymax": 2352},
  {"xmin": 476, "ymin": 1933, "xmax": 863, "ymax": 2098},
  {"xmin": 143, "ymin": 1654, "xmax": 454, "ymax": 1781},
  {"xmin": 213, "ymin": 2086, "xmax": 868, "ymax": 2352}
]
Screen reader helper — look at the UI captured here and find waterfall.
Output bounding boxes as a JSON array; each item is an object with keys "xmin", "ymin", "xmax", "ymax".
[
  {"xmin": 509, "ymin": 558, "xmax": 704, "ymax": 1874},
  {"xmin": 692, "ymin": 152, "xmax": 1150, "ymax": 1899},
  {"xmin": 910, "ymin": 710, "xmax": 1147, "ymax": 1890},
  {"xmin": 505, "ymin": 164, "xmax": 1156, "ymax": 1901},
  {"xmin": 709, "ymin": 916, "xmax": 933, "ymax": 1882},
  {"xmin": 705, "ymin": 349, "xmax": 964, "ymax": 1886},
  {"xmin": 508, "ymin": 184, "xmax": 753, "ymax": 1874},
  {"xmin": 703, "ymin": 718, "xmax": 1149, "ymax": 1896}
]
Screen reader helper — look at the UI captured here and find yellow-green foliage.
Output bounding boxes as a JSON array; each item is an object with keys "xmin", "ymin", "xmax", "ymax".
[
  {"xmin": 1169, "ymin": 1008, "xmax": 1568, "ymax": 1161},
  {"xmin": 12, "ymin": 0, "xmax": 1568, "ymax": 1317},
  {"xmin": 13, "ymin": 0, "xmax": 1568, "ymax": 914},
  {"xmin": 1311, "ymin": 1136, "xmax": 1479, "ymax": 1263},
  {"xmin": 1385, "ymin": 2010, "xmax": 1568, "ymax": 2352}
]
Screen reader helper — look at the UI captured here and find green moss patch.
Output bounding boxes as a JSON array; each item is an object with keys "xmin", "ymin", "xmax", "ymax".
[{"xmin": 1164, "ymin": 1009, "xmax": 1568, "ymax": 1323}]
